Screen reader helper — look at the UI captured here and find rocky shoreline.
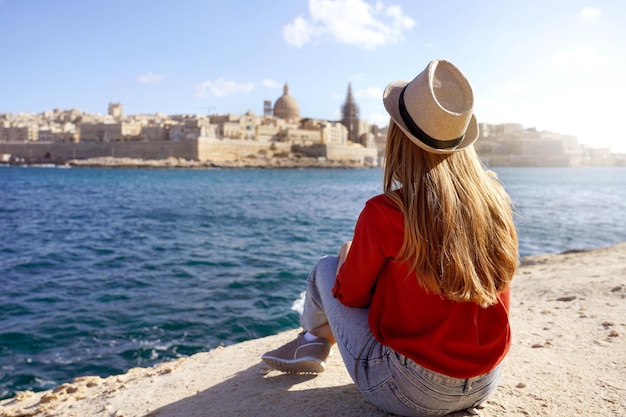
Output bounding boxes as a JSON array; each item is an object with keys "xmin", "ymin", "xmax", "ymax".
[{"xmin": 60, "ymin": 156, "xmax": 375, "ymax": 169}]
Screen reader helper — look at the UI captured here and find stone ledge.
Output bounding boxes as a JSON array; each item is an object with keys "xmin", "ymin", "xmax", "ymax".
[{"xmin": 2, "ymin": 242, "xmax": 625, "ymax": 417}]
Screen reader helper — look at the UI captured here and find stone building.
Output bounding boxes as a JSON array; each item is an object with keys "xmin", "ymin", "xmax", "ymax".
[
  {"xmin": 141, "ymin": 126, "xmax": 170, "ymax": 142},
  {"xmin": 78, "ymin": 121, "xmax": 142, "ymax": 142},
  {"xmin": 0, "ymin": 122, "xmax": 39, "ymax": 142},
  {"xmin": 108, "ymin": 102, "xmax": 123, "ymax": 121},
  {"xmin": 0, "ymin": 84, "xmax": 381, "ymax": 165},
  {"xmin": 169, "ymin": 116, "xmax": 215, "ymax": 141},
  {"xmin": 38, "ymin": 122, "xmax": 79, "ymax": 142},
  {"xmin": 300, "ymin": 118, "xmax": 348, "ymax": 145},
  {"xmin": 475, "ymin": 123, "xmax": 594, "ymax": 166},
  {"xmin": 273, "ymin": 84, "xmax": 300, "ymax": 121},
  {"xmin": 255, "ymin": 117, "xmax": 286, "ymax": 141},
  {"xmin": 210, "ymin": 113, "xmax": 260, "ymax": 140}
]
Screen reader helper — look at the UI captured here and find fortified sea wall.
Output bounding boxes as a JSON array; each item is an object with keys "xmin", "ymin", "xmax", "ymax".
[
  {"xmin": 0, "ymin": 138, "xmax": 379, "ymax": 166},
  {"xmin": 0, "ymin": 141, "xmax": 198, "ymax": 163}
]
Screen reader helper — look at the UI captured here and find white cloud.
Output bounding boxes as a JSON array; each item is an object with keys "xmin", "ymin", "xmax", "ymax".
[
  {"xmin": 262, "ymin": 79, "xmax": 282, "ymax": 89},
  {"xmin": 137, "ymin": 72, "xmax": 166, "ymax": 84},
  {"xmin": 283, "ymin": 17, "xmax": 314, "ymax": 48},
  {"xmin": 283, "ymin": 0, "xmax": 416, "ymax": 49},
  {"xmin": 580, "ymin": 8, "xmax": 602, "ymax": 19},
  {"xmin": 195, "ymin": 78, "xmax": 254, "ymax": 97}
]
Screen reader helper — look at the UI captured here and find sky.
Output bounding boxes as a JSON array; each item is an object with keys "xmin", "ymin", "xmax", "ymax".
[{"xmin": 1, "ymin": 0, "xmax": 625, "ymax": 152}]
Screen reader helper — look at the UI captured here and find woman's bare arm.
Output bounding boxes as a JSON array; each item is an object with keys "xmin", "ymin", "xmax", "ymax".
[{"xmin": 336, "ymin": 240, "xmax": 352, "ymax": 277}]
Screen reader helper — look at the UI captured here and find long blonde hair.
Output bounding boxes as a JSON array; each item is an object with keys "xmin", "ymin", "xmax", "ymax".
[{"xmin": 384, "ymin": 121, "xmax": 518, "ymax": 306}]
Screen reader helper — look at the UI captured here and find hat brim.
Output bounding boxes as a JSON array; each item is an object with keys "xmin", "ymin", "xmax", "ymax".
[{"xmin": 383, "ymin": 81, "xmax": 479, "ymax": 154}]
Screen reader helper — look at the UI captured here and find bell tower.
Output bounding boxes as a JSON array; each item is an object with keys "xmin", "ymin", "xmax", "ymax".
[{"xmin": 341, "ymin": 83, "xmax": 360, "ymax": 143}]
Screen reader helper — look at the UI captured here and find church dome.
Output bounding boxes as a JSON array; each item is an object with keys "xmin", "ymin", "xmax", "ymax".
[{"xmin": 273, "ymin": 84, "xmax": 300, "ymax": 121}]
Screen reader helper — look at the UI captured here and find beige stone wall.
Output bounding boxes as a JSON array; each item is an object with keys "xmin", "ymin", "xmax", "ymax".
[
  {"xmin": 79, "ymin": 123, "xmax": 122, "ymax": 142},
  {"xmin": 197, "ymin": 138, "xmax": 291, "ymax": 162},
  {"xmin": 325, "ymin": 143, "xmax": 378, "ymax": 165},
  {"xmin": 256, "ymin": 124, "xmax": 279, "ymax": 141},
  {"xmin": 292, "ymin": 142, "xmax": 379, "ymax": 166},
  {"xmin": 284, "ymin": 128, "xmax": 322, "ymax": 144},
  {"xmin": 141, "ymin": 126, "xmax": 169, "ymax": 142},
  {"xmin": 79, "ymin": 122, "xmax": 142, "ymax": 142},
  {"xmin": 0, "ymin": 141, "xmax": 199, "ymax": 163},
  {"xmin": 0, "ymin": 139, "xmax": 379, "ymax": 166},
  {"xmin": 321, "ymin": 122, "xmax": 348, "ymax": 144}
]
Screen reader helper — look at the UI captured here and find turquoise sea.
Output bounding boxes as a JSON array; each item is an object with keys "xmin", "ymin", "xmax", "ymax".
[{"xmin": 1, "ymin": 166, "xmax": 625, "ymax": 399}]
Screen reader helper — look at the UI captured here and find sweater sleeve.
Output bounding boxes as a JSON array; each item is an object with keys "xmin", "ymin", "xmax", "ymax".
[{"xmin": 332, "ymin": 198, "xmax": 393, "ymax": 307}]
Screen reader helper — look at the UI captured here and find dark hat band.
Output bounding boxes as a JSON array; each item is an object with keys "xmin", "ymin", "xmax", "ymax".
[{"xmin": 398, "ymin": 86, "xmax": 464, "ymax": 150}]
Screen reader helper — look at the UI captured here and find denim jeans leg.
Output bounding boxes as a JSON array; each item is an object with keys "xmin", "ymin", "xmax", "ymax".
[
  {"xmin": 299, "ymin": 256, "xmax": 334, "ymax": 331},
  {"xmin": 299, "ymin": 256, "xmax": 391, "ymax": 389}
]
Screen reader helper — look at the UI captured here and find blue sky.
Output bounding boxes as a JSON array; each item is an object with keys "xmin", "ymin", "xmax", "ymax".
[{"xmin": 1, "ymin": 0, "xmax": 625, "ymax": 152}]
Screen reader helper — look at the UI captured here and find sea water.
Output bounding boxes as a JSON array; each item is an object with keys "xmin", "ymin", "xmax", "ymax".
[{"xmin": 1, "ymin": 165, "xmax": 625, "ymax": 399}]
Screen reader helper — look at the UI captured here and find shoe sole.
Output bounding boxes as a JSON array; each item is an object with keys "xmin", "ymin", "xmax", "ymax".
[{"xmin": 261, "ymin": 355, "xmax": 326, "ymax": 373}]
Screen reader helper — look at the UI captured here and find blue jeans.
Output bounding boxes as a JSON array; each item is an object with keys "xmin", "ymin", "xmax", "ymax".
[{"xmin": 301, "ymin": 256, "xmax": 502, "ymax": 417}]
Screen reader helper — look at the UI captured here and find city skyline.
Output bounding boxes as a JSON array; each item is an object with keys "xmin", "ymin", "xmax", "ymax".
[{"xmin": 1, "ymin": 0, "xmax": 625, "ymax": 152}]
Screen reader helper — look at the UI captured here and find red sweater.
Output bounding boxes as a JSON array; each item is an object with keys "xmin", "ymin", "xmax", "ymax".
[{"xmin": 332, "ymin": 194, "xmax": 511, "ymax": 378}]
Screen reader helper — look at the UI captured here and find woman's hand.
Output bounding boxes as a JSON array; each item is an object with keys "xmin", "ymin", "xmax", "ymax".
[{"xmin": 336, "ymin": 240, "xmax": 352, "ymax": 277}]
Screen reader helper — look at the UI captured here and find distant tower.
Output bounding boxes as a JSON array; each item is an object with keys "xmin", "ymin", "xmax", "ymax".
[
  {"xmin": 263, "ymin": 100, "xmax": 272, "ymax": 117},
  {"xmin": 341, "ymin": 83, "xmax": 359, "ymax": 143},
  {"xmin": 108, "ymin": 102, "xmax": 123, "ymax": 121}
]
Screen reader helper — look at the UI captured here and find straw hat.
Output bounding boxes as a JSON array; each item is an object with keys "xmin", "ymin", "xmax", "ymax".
[{"xmin": 383, "ymin": 59, "xmax": 479, "ymax": 154}]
